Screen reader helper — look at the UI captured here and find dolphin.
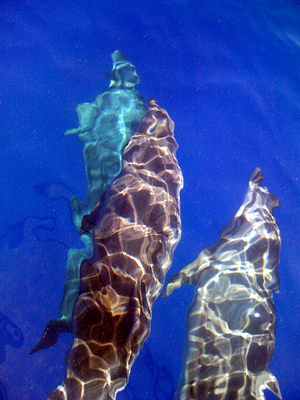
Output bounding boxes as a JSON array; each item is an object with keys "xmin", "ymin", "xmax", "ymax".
[
  {"xmin": 164, "ymin": 168, "xmax": 282, "ymax": 400},
  {"xmin": 48, "ymin": 99, "xmax": 183, "ymax": 400},
  {"xmin": 30, "ymin": 52, "xmax": 147, "ymax": 355}
]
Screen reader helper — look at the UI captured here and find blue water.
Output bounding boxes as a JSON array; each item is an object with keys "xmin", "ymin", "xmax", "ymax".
[{"xmin": 1, "ymin": 1, "xmax": 300, "ymax": 399}]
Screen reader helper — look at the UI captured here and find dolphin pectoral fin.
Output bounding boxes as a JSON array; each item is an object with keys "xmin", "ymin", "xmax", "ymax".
[
  {"xmin": 64, "ymin": 127, "xmax": 81, "ymax": 135},
  {"xmin": 29, "ymin": 317, "xmax": 71, "ymax": 355},
  {"xmin": 64, "ymin": 103, "xmax": 98, "ymax": 137},
  {"xmin": 79, "ymin": 212, "xmax": 97, "ymax": 234},
  {"xmin": 79, "ymin": 188, "xmax": 110, "ymax": 235},
  {"xmin": 163, "ymin": 248, "xmax": 211, "ymax": 297},
  {"xmin": 162, "ymin": 271, "xmax": 184, "ymax": 297},
  {"xmin": 79, "ymin": 198, "xmax": 106, "ymax": 235}
]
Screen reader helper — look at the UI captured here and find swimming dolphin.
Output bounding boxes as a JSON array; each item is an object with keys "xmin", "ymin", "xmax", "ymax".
[
  {"xmin": 30, "ymin": 52, "xmax": 147, "ymax": 355},
  {"xmin": 48, "ymin": 99, "xmax": 183, "ymax": 400},
  {"xmin": 164, "ymin": 168, "xmax": 282, "ymax": 400}
]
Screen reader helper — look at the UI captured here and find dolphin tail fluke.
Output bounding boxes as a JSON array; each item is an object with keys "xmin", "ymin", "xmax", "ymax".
[
  {"xmin": 162, "ymin": 248, "xmax": 211, "ymax": 297},
  {"xmin": 265, "ymin": 378, "xmax": 282, "ymax": 400},
  {"xmin": 253, "ymin": 370, "xmax": 282, "ymax": 400},
  {"xmin": 263, "ymin": 373, "xmax": 282, "ymax": 400},
  {"xmin": 249, "ymin": 167, "xmax": 264, "ymax": 184},
  {"xmin": 29, "ymin": 317, "xmax": 71, "ymax": 355}
]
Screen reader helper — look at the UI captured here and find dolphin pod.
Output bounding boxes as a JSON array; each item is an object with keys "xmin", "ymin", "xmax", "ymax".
[
  {"xmin": 29, "ymin": 51, "xmax": 282, "ymax": 400},
  {"xmin": 48, "ymin": 99, "xmax": 183, "ymax": 399},
  {"xmin": 164, "ymin": 168, "xmax": 281, "ymax": 400}
]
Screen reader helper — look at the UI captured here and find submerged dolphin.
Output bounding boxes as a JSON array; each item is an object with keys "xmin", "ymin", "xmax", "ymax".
[
  {"xmin": 30, "ymin": 52, "xmax": 147, "ymax": 354},
  {"xmin": 48, "ymin": 99, "xmax": 183, "ymax": 400},
  {"xmin": 164, "ymin": 168, "xmax": 281, "ymax": 400}
]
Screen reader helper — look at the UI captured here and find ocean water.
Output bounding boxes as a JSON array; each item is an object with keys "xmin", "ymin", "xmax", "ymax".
[{"xmin": 1, "ymin": 1, "xmax": 300, "ymax": 399}]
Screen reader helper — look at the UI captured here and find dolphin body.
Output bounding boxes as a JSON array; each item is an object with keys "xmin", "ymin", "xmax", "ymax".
[
  {"xmin": 164, "ymin": 168, "xmax": 282, "ymax": 400},
  {"xmin": 30, "ymin": 52, "xmax": 147, "ymax": 354},
  {"xmin": 48, "ymin": 99, "xmax": 183, "ymax": 400}
]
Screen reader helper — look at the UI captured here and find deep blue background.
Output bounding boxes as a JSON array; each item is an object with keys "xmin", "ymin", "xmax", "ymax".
[{"xmin": 1, "ymin": 1, "xmax": 299, "ymax": 399}]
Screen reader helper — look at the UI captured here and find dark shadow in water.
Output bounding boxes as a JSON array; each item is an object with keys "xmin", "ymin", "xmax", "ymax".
[
  {"xmin": 0, "ymin": 216, "xmax": 69, "ymax": 250},
  {"xmin": 0, "ymin": 181, "xmax": 76, "ymax": 251},
  {"xmin": 34, "ymin": 182, "xmax": 74, "ymax": 204},
  {"xmin": 0, "ymin": 312, "xmax": 24, "ymax": 400}
]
